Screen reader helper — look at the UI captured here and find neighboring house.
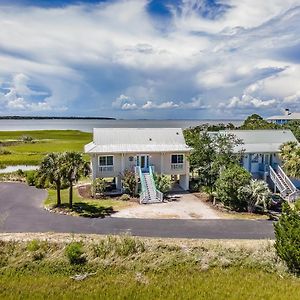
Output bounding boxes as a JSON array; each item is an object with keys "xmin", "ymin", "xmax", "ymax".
[
  {"xmin": 216, "ymin": 129, "xmax": 300, "ymax": 201},
  {"xmin": 267, "ymin": 109, "xmax": 300, "ymax": 124},
  {"xmin": 84, "ymin": 128, "xmax": 191, "ymax": 200}
]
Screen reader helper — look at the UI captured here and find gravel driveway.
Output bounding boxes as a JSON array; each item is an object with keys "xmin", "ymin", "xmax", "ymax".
[{"xmin": 113, "ymin": 192, "xmax": 220, "ymax": 219}]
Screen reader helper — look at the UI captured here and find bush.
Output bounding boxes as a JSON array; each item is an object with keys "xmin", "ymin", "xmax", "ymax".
[
  {"xmin": 115, "ymin": 236, "xmax": 145, "ymax": 257},
  {"xmin": 92, "ymin": 178, "xmax": 107, "ymax": 197},
  {"xmin": 154, "ymin": 174, "xmax": 171, "ymax": 194},
  {"xmin": 27, "ymin": 239, "xmax": 40, "ymax": 252},
  {"xmin": 274, "ymin": 203, "xmax": 300, "ymax": 274},
  {"xmin": 294, "ymin": 198, "xmax": 300, "ymax": 211},
  {"xmin": 0, "ymin": 148, "xmax": 11, "ymax": 155},
  {"xmin": 25, "ymin": 171, "xmax": 37, "ymax": 186},
  {"xmin": 215, "ymin": 164, "xmax": 251, "ymax": 211},
  {"xmin": 65, "ymin": 242, "xmax": 85, "ymax": 264},
  {"xmin": 122, "ymin": 170, "xmax": 137, "ymax": 196},
  {"xmin": 20, "ymin": 135, "xmax": 33, "ymax": 143},
  {"xmin": 120, "ymin": 194, "xmax": 130, "ymax": 201}
]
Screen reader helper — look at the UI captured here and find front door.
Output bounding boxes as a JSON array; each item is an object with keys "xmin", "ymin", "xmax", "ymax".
[{"xmin": 137, "ymin": 155, "xmax": 149, "ymax": 172}]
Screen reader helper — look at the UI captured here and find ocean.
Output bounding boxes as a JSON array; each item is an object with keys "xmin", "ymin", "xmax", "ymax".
[{"xmin": 0, "ymin": 119, "xmax": 242, "ymax": 132}]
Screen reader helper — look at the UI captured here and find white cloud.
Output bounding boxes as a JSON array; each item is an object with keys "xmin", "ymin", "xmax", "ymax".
[{"xmin": 142, "ymin": 100, "xmax": 179, "ymax": 110}]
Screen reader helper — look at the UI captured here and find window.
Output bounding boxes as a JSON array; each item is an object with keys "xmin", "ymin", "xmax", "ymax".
[
  {"xmin": 99, "ymin": 156, "xmax": 113, "ymax": 166},
  {"xmin": 251, "ymin": 154, "xmax": 259, "ymax": 163},
  {"xmin": 171, "ymin": 154, "xmax": 183, "ymax": 164}
]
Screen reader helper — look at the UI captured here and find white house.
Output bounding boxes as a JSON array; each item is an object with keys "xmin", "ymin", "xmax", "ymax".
[
  {"xmin": 267, "ymin": 109, "xmax": 300, "ymax": 124},
  {"xmin": 84, "ymin": 128, "xmax": 191, "ymax": 200},
  {"xmin": 216, "ymin": 129, "xmax": 300, "ymax": 200}
]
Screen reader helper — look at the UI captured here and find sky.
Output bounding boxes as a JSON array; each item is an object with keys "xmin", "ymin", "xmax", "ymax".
[{"xmin": 0, "ymin": 0, "xmax": 300, "ymax": 119}]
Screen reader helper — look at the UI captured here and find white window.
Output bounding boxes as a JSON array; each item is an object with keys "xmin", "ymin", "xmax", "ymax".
[
  {"xmin": 99, "ymin": 156, "xmax": 113, "ymax": 166},
  {"xmin": 171, "ymin": 154, "xmax": 183, "ymax": 164}
]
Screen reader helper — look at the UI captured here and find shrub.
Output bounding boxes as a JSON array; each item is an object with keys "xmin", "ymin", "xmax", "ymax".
[
  {"xmin": 65, "ymin": 242, "xmax": 85, "ymax": 264},
  {"xmin": 274, "ymin": 203, "xmax": 300, "ymax": 274},
  {"xmin": 154, "ymin": 174, "xmax": 171, "ymax": 194},
  {"xmin": 25, "ymin": 171, "xmax": 37, "ymax": 186},
  {"xmin": 294, "ymin": 198, "xmax": 300, "ymax": 211},
  {"xmin": 16, "ymin": 169, "xmax": 24, "ymax": 177},
  {"xmin": 0, "ymin": 148, "xmax": 11, "ymax": 155},
  {"xmin": 92, "ymin": 178, "xmax": 107, "ymax": 197},
  {"xmin": 120, "ymin": 194, "xmax": 130, "ymax": 201},
  {"xmin": 122, "ymin": 170, "xmax": 137, "ymax": 196},
  {"xmin": 115, "ymin": 236, "xmax": 145, "ymax": 257},
  {"xmin": 215, "ymin": 164, "xmax": 251, "ymax": 211},
  {"xmin": 27, "ymin": 239, "xmax": 40, "ymax": 252},
  {"xmin": 20, "ymin": 135, "xmax": 33, "ymax": 143}
]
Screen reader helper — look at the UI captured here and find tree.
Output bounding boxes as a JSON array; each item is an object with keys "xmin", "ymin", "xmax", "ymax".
[
  {"xmin": 274, "ymin": 203, "xmax": 300, "ymax": 274},
  {"xmin": 280, "ymin": 142, "xmax": 300, "ymax": 179},
  {"xmin": 62, "ymin": 152, "xmax": 90, "ymax": 208},
  {"xmin": 240, "ymin": 114, "xmax": 277, "ymax": 130},
  {"xmin": 39, "ymin": 153, "xmax": 64, "ymax": 207},
  {"xmin": 121, "ymin": 170, "xmax": 137, "ymax": 197},
  {"xmin": 154, "ymin": 174, "xmax": 171, "ymax": 194},
  {"xmin": 215, "ymin": 164, "xmax": 251, "ymax": 211},
  {"xmin": 239, "ymin": 179, "xmax": 271, "ymax": 212}
]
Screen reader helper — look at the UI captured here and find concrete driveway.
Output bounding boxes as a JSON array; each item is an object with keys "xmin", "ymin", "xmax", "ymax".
[{"xmin": 0, "ymin": 182, "xmax": 275, "ymax": 239}]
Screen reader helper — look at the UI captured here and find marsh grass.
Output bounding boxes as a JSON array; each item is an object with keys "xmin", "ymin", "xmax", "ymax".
[{"xmin": 0, "ymin": 236, "xmax": 298, "ymax": 299}]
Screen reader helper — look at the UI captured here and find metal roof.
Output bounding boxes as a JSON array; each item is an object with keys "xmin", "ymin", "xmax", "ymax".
[
  {"xmin": 85, "ymin": 128, "xmax": 191, "ymax": 154},
  {"xmin": 216, "ymin": 130, "xmax": 298, "ymax": 153},
  {"xmin": 267, "ymin": 112, "xmax": 300, "ymax": 120}
]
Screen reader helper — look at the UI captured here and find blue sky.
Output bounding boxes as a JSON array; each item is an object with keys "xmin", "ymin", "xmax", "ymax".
[{"xmin": 0, "ymin": 0, "xmax": 300, "ymax": 119}]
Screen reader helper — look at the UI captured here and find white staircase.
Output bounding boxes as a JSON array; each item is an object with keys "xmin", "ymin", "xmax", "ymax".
[
  {"xmin": 269, "ymin": 166, "xmax": 300, "ymax": 202},
  {"xmin": 135, "ymin": 166, "xmax": 163, "ymax": 204}
]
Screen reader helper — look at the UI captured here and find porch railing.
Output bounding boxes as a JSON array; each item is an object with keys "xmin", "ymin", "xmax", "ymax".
[
  {"xmin": 149, "ymin": 166, "xmax": 163, "ymax": 202},
  {"xmin": 99, "ymin": 166, "xmax": 114, "ymax": 173},
  {"xmin": 269, "ymin": 166, "xmax": 287, "ymax": 195},
  {"xmin": 171, "ymin": 163, "xmax": 184, "ymax": 170}
]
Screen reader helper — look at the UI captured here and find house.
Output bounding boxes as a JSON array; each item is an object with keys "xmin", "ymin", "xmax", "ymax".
[
  {"xmin": 267, "ymin": 109, "xmax": 300, "ymax": 124},
  {"xmin": 84, "ymin": 128, "xmax": 191, "ymax": 202},
  {"xmin": 215, "ymin": 129, "xmax": 300, "ymax": 201}
]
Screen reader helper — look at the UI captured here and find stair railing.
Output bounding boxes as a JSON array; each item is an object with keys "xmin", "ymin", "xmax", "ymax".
[
  {"xmin": 149, "ymin": 166, "xmax": 163, "ymax": 202},
  {"xmin": 269, "ymin": 166, "xmax": 288, "ymax": 196},
  {"xmin": 277, "ymin": 166, "xmax": 297, "ymax": 193},
  {"xmin": 136, "ymin": 166, "xmax": 148, "ymax": 204}
]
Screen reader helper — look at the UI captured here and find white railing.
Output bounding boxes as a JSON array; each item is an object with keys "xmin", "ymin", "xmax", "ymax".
[
  {"xmin": 171, "ymin": 163, "xmax": 184, "ymax": 170},
  {"xmin": 269, "ymin": 166, "xmax": 287, "ymax": 195},
  {"xmin": 99, "ymin": 166, "xmax": 114, "ymax": 173},
  {"xmin": 277, "ymin": 166, "xmax": 297, "ymax": 193},
  {"xmin": 149, "ymin": 166, "xmax": 163, "ymax": 202}
]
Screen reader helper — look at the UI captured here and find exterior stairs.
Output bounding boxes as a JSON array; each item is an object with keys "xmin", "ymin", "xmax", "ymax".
[
  {"xmin": 269, "ymin": 165, "xmax": 300, "ymax": 201},
  {"xmin": 135, "ymin": 166, "xmax": 163, "ymax": 204}
]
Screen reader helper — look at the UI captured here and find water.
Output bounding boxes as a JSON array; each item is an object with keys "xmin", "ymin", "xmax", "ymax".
[
  {"xmin": 0, "ymin": 119, "xmax": 243, "ymax": 132},
  {"xmin": 0, "ymin": 165, "xmax": 38, "ymax": 174}
]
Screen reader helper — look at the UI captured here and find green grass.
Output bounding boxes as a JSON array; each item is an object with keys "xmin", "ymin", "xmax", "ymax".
[
  {"xmin": 45, "ymin": 188, "xmax": 134, "ymax": 217},
  {"xmin": 0, "ymin": 236, "xmax": 298, "ymax": 299},
  {"xmin": 0, "ymin": 130, "xmax": 92, "ymax": 166}
]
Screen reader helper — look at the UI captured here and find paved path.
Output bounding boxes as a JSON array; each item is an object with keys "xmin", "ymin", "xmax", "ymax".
[{"xmin": 0, "ymin": 182, "xmax": 275, "ymax": 239}]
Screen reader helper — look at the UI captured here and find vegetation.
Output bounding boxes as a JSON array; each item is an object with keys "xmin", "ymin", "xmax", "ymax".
[
  {"xmin": 92, "ymin": 178, "xmax": 107, "ymax": 197},
  {"xmin": 280, "ymin": 141, "xmax": 300, "ymax": 179},
  {"xmin": 239, "ymin": 179, "xmax": 272, "ymax": 213},
  {"xmin": 0, "ymin": 236, "xmax": 298, "ymax": 299},
  {"xmin": 45, "ymin": 188, "xmax": 132, "ymax": 218},
  {"xmin": 215, "ymin": 164, "xmax": 252, "ymax": 211},
  {"xmin": 0, "ymin": 130, "xmax": 92, "ymax": 166},
  {"xmin": 274, "ymin": 203, "xmax": 300, "ymax": 275},
  {"xmin": 153, "ymin": 174, "xmax": 171, "ymax": 194},
  {"xmin": 122, "ymin": 170, "xmax": 137, "ymax": 197},
  {"xmin": 65, "ymin": 242, "xmax": 86, "ymax": 264}
]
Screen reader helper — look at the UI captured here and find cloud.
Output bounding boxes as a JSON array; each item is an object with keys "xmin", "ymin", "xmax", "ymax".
[{"xmin": 0, "ymin": 1, "xmax": 300, "ymax": 118}]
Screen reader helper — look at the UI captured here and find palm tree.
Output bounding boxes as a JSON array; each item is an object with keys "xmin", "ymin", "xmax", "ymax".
[
  {"xmin": 280, "ymin": 142, "xmax": 300, "ymax": 178},
  {"xmin": 62, "ymin": 152, "xmax": 90, "ymax": 208},
  {"xmin": 39, "ymin": 153, "xmax": 64, "ymax": 207},
  {"xmin": 240, "ymin": 179, "xmax": 271, "ymax": 213}
]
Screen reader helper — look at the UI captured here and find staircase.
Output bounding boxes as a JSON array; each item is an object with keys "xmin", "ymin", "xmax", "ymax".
[
  {"xmin": 135, "ymin": 166, "xmax": 163, "ymax": 204},
  {"xmin": 269, "ymin": 165, "xmax": 300, "ymax": 202}
]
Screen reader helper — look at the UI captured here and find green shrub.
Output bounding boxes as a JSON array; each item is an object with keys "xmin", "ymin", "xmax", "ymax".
[
  {"xmin": 25, "ymin": 171, "xmax": 37, "ymax": 186},
  {"xmin": 122, "ymin": 170, "xmax": 137, "ymax": 196},
  {"xmin": 189, "ymin": 180, "xmax": 201, "ymax": 192},
  {"xmin": 65, "ymin": 242, "xmax": 85, "ymax": 264},
  {"xmin": 0, "ymin": 148, "xmax": 11, "ymax": 155},
  {"xmin": 120, "ymin": 194, "xmax": 130, "ymax": 201},
  {"xmin": 92, "ymin": 178, "xmax": 107, "ymax": 196},
  {"xmin": 154, "ymin": 174, "xmax": 171, "ymax": 194},
  {"xmin": 274, "ymin": 203, "xmax": 300, "ymax": 274},
  {"xmin": 115, "ymin": 236, "xmax": 145, "ymax": 257},
  {"xmin": 16, "ymin": 169, "xmax": 24, "ymax": 177},
  {"xmin": 27, "ymin": 239, "xmax": 40, "ymax": 252},
  {"xmin": 20, "ymin": 135, "xmax": 34, "ymax": 143},
  {"xmin": 215, "ymin": 164, "xmax": 251, "ymax": 211},
  {"xmin": 294, "ymin": 198, "xmax": 300, "ymax": 211}
]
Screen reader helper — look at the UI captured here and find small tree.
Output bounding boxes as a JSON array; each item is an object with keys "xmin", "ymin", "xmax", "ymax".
[
  {"xmin": 62, "ymin": 152, "xmax": 90, "ymax": 208},
  {"xmin": 154, "ymin": 174, "xmax": 171, "ymax": 195},
  {"xmin": 92, "ymin": 178, "xmax": 107, "ymax": 197},
  {"xmin": 274, "ymin": 203, "xmax": 300, "ymax": 274},
  {"xmin": 215, "ymin": 164, "xmax": 251, "ymax": 211},
  {"xmin": 122, "ymin": 170, "xmax": 137, "ymax": 197},
  {"xmin": 239, "ymin": 179, "xmax": 271, "ymax": 213}
]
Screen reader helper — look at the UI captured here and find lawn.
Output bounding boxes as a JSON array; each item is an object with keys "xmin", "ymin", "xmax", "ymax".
[
  {"xmin": 0, "ymin": 236, "xmax": 298, "ymax": 299},
  {"xmin": 45, "ymin": 188, "xmax": 135, "ymax": 217},
  {"xmin": 0, "ymin": 130, "xmax": 92, "ymax": 167}
]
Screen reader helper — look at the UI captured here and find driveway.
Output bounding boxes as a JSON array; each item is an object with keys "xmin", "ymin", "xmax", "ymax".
[
  {"xmin": 0, "ymin": 182, "xmax": 275, "ymax": 239},
  {"xmin": 113, "ymin": 192, "xmax": 220, "ymax": 219}
]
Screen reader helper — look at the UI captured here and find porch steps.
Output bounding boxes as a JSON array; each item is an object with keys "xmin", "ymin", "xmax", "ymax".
[
  {"xmin": 142, "ymin": 173, "xmax": 161, "ymax": 204},
  {"xmin": 269, "ymin": 166, "xmax": 300, "ymax": 201}
]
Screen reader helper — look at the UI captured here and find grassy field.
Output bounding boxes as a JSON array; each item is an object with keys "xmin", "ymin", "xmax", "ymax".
[
  {"xmin": 0, "ymin": 235, "xmax": 298, "ymax": 299},
  {"xmin": 45, "ymin": 188, "xmax": 135, "ymax": 217},
  {"xmin": 0, "ymin": 130, "xmax": 92, "ymax": 166}
]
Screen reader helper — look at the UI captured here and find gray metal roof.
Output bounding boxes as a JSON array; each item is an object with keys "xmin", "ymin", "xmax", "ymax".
[
  {"xmin": 85, "ymin": 128, "xmax": 191, "ymax": 154},
  {"xmin": 267, "ymin": 112, "xmax": 300, "ymax": 120},
  {"xmin": 216, "ymin": 130, "xmax": 298, "ymax": 153}
]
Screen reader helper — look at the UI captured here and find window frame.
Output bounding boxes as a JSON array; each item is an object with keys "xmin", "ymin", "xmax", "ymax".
[
  {"xmin": 171, "ymin": 154, "xmax": 184, "ymax": 164},
  {"xmin": 99, "ymin": 155, "xmax": 114, "ymax": 166}
]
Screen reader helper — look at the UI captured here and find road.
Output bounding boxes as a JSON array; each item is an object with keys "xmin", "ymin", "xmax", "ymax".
[{"xmin": 0, "ymin": 182, "xmax": 275, "ymax": 239}]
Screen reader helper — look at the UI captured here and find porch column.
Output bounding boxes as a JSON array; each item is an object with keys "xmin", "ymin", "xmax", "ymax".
[
  {"xmin": 160, "ymin": 153, "xmax": 164, "ymax": 174},
  {"xmin": 116, "ymin": 176, "xmax": 122, "ymax": 190},
  {"xmin": 92, "ymin": 154, "xmax": 97, "ymax": 180},
  {"xmin": 121, "ymin": 153, "xmax": 125, "ymax": 173},
  {"xmin": 179, "ymin": 174, "xmax": 189, "ymax": 191}
]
